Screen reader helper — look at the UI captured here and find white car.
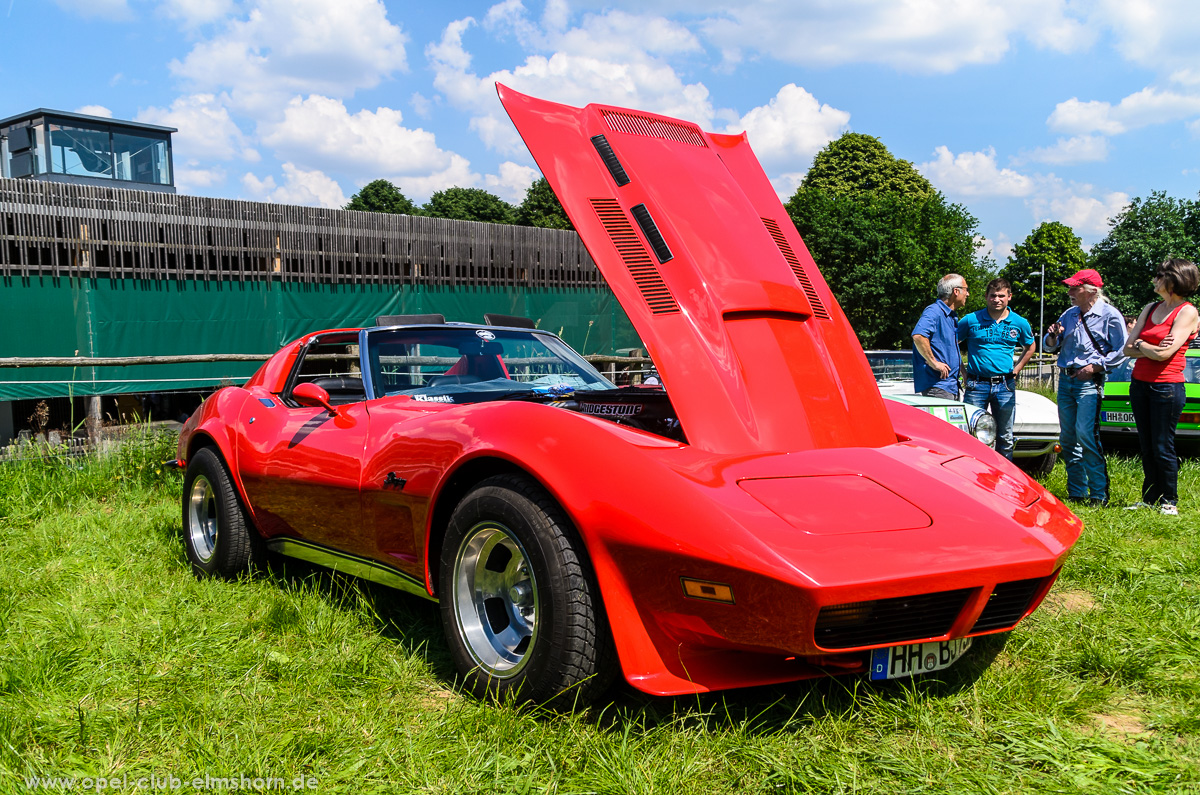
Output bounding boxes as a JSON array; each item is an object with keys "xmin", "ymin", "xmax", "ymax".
[{"xmin": 865, "ymin": 351, "xmax": 1060, "ymax": 477}]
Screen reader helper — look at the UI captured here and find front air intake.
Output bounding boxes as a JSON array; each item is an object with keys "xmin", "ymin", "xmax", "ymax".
[
  {"xmin": 970, "ymin": 577, "xmax": 1045, "ymax": 632},
  {"xmin": 815, "ymin": 588, "xmax": 972, "ymax": 649}
]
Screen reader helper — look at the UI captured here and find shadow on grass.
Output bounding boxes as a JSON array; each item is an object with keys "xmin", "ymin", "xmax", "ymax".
[
  {"xmin": 161, "ymin": 517, "xmax": 1015, "ymax": 733},
  {"xmin": 584, "ymin": 631, "xmax": 1013, "ymax": 734}
]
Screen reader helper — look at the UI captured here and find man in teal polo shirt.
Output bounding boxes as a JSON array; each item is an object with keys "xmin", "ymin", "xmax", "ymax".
[{"xmin": 957, "ymin": 278, "xmax": 1036, "ymax": 460}]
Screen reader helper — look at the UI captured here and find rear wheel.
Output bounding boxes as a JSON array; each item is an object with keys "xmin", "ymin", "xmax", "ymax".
[
  {"xmin": 439, "ymin": 474, "xmax": 616, "ymax": 705},
  {"xmin": 182, "ymin": 447, "xmax": 258, "ymax": 578}
]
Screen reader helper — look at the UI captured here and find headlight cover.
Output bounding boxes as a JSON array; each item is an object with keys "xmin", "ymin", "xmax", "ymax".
[{"xmin": 970, "ymin": 410, "xmax": 997, "ymax": 448}]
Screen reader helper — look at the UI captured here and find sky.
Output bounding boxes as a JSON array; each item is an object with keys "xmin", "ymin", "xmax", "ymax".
[{"xmin": 5, "ymin": 0, "xmax": 1200, "ymax": 263}]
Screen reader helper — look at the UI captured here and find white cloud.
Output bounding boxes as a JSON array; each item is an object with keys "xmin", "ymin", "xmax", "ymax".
[
  {"xmin": 75, "ymin": 105, "xmax": 113, "ymax": 118},
  {"xmin": 174, "ymin": 165, "xmax": 227, "ymax": 193},
  {"xmin": 769, "ymin": 172, "xmax": 806, "ymax": 203},
  {"xmin": 170, "ymin": 0, "xmax": 408, "ymax": 114},
  {"xmin": 242, "ymin": 163, "xmax": 347, "ymax": 208},
  {"xmin": 979, "ymin": 234, "xmax": 1015, "ymax": 263},
  {"xmin": 483, "ymin": 161, "xmax": 540, "ymax": 203},
  {"xmin": 1021, "ymin": 135, "xmax": 1109, "ymax": 165},
  {"xmin": 1048, "ymin": 88, "xmax": 1200, "ymax": 135},
  {"xmin": 160, "ymin": 0, "xmax": 234, "ymax": 27},
  {"xmin": 733, "ymin": 84, "xmax": 850, "ymax": 167},
  {"xmin": 918, "ymin": 146, "xmax": 1034, "ymax": 197},
  {"xmin": 696, "ymin": 0, "xmax": 1092, "ymax": 74},
  {"xmin": 1090, "ymin": 0, "xmax": 1200, "ymax": 77},
  {"xmin": 1027, "ymin": 182, "xmax": 1130, "ymax": 236},
  {"xmin": 258, "ymin": 95, "xmax": 475, "ymax": 199},
  {"xmin": 428, "ymin": 10, "xmax": 716, "ymax": 156},
  {"xmin": 137, "ymin": 94, "xmax": 256, "ymax": 161}
]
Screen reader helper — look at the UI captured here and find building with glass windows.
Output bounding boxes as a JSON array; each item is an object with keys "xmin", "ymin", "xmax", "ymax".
[{"xmin": 0, "ymin": 109, "xmax": 175, "ymax": 192}]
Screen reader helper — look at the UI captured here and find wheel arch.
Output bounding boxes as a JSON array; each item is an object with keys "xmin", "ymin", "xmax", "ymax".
[{"xmin": 425, "ymin": 455, "xmax": 547, "ymax": 597}]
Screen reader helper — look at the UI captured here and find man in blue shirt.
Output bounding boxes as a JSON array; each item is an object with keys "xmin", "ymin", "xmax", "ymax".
[
  {"xmin": 1043, "ymin": 268, "xmax": 1128, "ymax": 506},
  {"xmin": 912, "ymin": 274, "xmax": 968, "ymax": 399},
  {"xmin": 957, "ymin": 278, "xmax": 1036, "ymax": 461}
]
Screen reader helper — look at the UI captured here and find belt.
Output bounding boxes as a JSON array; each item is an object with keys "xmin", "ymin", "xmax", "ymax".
[{"xmin": 968, "ymin": 372, "xmax": 1013, "ymax": 384}]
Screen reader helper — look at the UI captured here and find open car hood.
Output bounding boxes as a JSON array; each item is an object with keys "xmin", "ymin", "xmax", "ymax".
[{"xmin": 498, "ymin": 84, "xmax": 897, "ymax": 456}]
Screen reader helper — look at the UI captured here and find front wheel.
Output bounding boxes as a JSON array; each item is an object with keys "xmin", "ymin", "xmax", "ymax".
[
  {"xmin": 182, "ymin": 447, "xmax": 259, "ymax": 578},
  {"xmin": 1018, "ymin": 451, "xmax": 1057, "ymax": 479},
  {"xmin": 439, "ymin": 474, "xmax": 616, "ymax": 706}
]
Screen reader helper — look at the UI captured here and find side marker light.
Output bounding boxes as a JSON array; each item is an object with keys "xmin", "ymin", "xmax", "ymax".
[{"xmin": 681, "ymin": 578, "xmax": 735, "ymax": 604}]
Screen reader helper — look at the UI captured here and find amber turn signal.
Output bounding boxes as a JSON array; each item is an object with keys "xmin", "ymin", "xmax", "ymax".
[{"xmin": 681, "ymin": 578, "xmax": 735, "ymax": 604}]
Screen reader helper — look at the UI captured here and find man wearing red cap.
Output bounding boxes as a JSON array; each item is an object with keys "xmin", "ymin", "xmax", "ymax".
[{"xmin": 1043, "ymin": 268, "xmax": 1128, "ymax": 506}]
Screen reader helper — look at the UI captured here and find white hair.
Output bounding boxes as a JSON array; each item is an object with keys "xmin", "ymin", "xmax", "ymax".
[{"xmin": 936, "ymin": 274, "xmax": 964, "ymax": 300}]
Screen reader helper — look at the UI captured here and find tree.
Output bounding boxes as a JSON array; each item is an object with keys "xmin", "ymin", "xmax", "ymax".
[
  {"xmin": 787, "ymin": 134, "xmax": 989, "ymax": 349},
  {"xmin": 344, "ymin": 179, "xmax": 419, "ymax": 215},
  {"xmin": 999, "ymin": 221, "xmax": 1086, "ymax": 332},
  {"xmin": 801, "ymin": 132, "xmax": 934, "ymax": 200},
  {"xmin": 1088, "ymin": 191, "xmax": 1200, "ymax": 315},
  {"xmin": 516, "ymin": 177, "xmax": 573, "ymax": 230},
  {"xmin": 422, "ymin": 187, "xmax": 515, "ymax": 224}
]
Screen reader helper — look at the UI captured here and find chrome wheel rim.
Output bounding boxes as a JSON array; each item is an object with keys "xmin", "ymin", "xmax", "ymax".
[
  {"xmin": 187, "ymin": 475, "xmax": 218, "ymax": 564},
  {"xmin": 452, "ymin": 522, "xmax": 538, "ymax": 678}
]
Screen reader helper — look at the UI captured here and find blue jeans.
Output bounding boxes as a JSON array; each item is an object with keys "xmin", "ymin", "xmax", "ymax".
[
  {"xmin": 1058, "ymin": 375, "xmax": 1108, "ymax": 501},
  {"xmin": 963, "ymin": 376, "xmax": 1017, "ymax": 460},
  {"xmin": 1130, "ymin": 380, "xmax": 1185, "ymax": 506}
]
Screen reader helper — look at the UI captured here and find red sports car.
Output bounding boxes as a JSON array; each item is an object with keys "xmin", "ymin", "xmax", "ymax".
[{"xmin": 176, "ymin": 85, "xmax": 1083, "ymax": 705}]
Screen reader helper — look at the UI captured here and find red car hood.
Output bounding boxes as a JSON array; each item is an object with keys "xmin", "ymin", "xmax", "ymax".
[{"xmin": 498, "ymin": 84, "xmax": 896, "ymax": 457}]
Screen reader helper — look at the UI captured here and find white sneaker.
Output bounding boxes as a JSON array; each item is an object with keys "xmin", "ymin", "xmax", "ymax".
[
  {"xmin": 1161, "ymin": 504, "xmax": 1179, "ymax": 516},
  {"xmin": 1124, "ymin": 502, "xmax": 1150, "ymax": 511}
]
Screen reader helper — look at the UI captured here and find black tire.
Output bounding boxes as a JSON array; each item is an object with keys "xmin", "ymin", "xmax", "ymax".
[
  {"xmin": 182, "ymin": 447, "xmax": 258, "ymax": 578},
  {"xmin": 1018, "ymin": 451, "xmax": 1057, "ymax": 479},
  {"xmin": 439, "ymin": 474, "xmax": 617, "ymax": 706}
]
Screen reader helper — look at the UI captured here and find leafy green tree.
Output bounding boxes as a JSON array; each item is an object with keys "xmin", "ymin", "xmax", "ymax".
[
  {"xmin": 801, "ymin": 132, "xmax": 934, "ymax": 200},
  {"xmin": 1088, "ymin": 191, "xmax": 1200, "ymax": 315},
  {"xmin": 516, "ymin": 177, "xmax": 573, "ymax": 230},
  {"xmin": 998, "ymin": 221, "xmax": 1086, "ymax": 333},
  {"xmin": 344, "ymin": 179, "xmax": 419, "ymax": 215},
  {"xmin": 787, "ymin": 133, "xmax": 988, "ymax": 349},
  {"xmin": 422, "ymin": 187, "xmax": 515, "ymax": 224}
]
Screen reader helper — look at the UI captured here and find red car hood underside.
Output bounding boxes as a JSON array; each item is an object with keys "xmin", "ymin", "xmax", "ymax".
[{"xmin": 498, "ymin": 84, "xmax": 896, "ymax": 456}]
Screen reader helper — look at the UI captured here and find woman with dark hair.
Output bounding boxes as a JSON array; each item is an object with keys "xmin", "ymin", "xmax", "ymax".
[{"xmin": 1122, "ymin": 258, "xmax": 1200, "ymax": 515}]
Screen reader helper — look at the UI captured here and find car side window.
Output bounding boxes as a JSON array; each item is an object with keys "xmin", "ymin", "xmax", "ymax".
[{"xmin": 286, "ymin": 335, "xmax": 367, "ymax": 405}]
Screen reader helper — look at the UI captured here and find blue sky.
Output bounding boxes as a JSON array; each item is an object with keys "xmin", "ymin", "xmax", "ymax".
[{"xmin": 6, "ymin": 0, "xmax": 1199, "ymax": 262}]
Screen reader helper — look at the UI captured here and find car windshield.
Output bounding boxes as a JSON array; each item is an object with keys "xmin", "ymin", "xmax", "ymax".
[
  {"xmin": 864, "ymin": 352, "xmax": 914, "ymax": 382},
  {"xmin": 364, "ymin": 326, "xmax": 614, "ymax": 402}
]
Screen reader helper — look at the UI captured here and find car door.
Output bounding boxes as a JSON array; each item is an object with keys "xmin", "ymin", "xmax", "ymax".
[{"xmin": 235, "ymin": 332, "xmax": 371, "ymax": 556}]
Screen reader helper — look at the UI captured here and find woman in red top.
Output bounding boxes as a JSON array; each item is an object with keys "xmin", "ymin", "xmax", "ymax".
[{"xmin": 1122, "ymin": 258, "xmax": 1200, "ymax": 515}]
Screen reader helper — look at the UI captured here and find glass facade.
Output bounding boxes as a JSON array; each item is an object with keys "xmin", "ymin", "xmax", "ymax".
[{"xmin": 2, "ymin": 112, "xmax": 173, "ymax": 189}]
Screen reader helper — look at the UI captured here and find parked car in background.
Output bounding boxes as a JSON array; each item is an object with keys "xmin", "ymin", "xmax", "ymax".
[
  {"xmin": 865, "ymin": 351, "xmax": 1061, "ymax": 477},
  {"xmin": 1101, "ymin": 341, "xmax": 1200, "ymax": 445}
]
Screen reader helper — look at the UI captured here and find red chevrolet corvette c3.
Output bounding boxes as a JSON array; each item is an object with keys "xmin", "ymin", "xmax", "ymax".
[{"xmin": 175, "ymin": 85, "xmax": 1083, "ymax": 705}]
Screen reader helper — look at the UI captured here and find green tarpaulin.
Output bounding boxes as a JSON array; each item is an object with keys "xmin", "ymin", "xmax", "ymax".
[{"xmin": 0, "ymin": 277, "xmax": 639, "ymax": 400}]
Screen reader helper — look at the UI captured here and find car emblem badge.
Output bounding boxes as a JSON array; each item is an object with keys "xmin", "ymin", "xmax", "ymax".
[{"xmin": 476, "ymin": 329, "xmax": 496, "ymax": 340}]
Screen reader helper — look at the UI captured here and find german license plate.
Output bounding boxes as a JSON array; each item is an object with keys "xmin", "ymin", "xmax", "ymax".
[
  {"xmin": 1103, "ymin": 411, "xmax": 1134, "ymax": 423},
  {"xmin": 869, "ymin": 638, "xmax": 973, "ymax": 680}
]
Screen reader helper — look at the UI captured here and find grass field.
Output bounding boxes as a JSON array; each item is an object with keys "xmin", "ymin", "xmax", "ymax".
[{"xmin": 1, "ymin": 431, "xmax": 1198, "ymax": 794}]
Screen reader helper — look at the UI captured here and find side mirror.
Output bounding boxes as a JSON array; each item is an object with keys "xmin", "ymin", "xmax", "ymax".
[{"xmin": 293, "ymin": 382, "xmax": 336, "ymax": 413}]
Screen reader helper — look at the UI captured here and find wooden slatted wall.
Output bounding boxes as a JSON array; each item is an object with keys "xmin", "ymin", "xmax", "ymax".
[{"xmin": 0, "ymin": 178, "xmax": 604, "ymax": 288}]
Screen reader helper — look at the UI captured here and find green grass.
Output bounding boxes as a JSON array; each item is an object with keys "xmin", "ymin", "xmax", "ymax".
[{"xmin": 1, "ymin": 434, "xmax": 1198, "ymax": 793}]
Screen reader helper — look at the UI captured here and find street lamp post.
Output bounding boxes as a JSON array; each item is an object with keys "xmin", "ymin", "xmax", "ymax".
[{"xmin": 1029, "ymin": 269, "xmax": 1047, "ymax": 378}]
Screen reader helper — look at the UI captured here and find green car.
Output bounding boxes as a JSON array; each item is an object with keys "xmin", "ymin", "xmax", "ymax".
[{"xmin": 1101, "ymin": 344, "xmax": 1200, "ymax": 442}]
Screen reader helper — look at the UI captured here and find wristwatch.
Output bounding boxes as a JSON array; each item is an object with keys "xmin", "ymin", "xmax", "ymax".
[{"xmin": 1134, "ymin": 339, "xmax": 1143, "ymax": 351}]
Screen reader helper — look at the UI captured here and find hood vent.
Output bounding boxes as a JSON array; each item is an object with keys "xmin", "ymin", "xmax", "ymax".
[
  {"xmin": 590, "ymin": 135, "xmax": 631, "ymax": 187},
  {"xmin": 601, "ymin": 109, "xmax": 708, "ymax": 148},
  {"xmin": 630, "ymin": 204, "xmax": 673, "ymax": 263},
  {"xmin": 590, "ymin": 198, "xmax": 680, "ymax": 315},
  {"xmin": 761, "ymin": 218, "xmax": 831, "ymax": 320}
]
